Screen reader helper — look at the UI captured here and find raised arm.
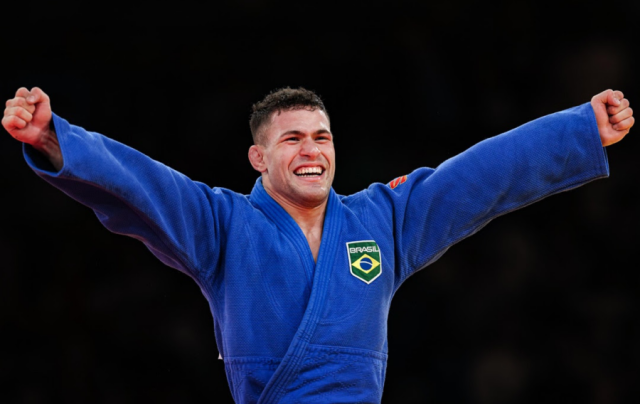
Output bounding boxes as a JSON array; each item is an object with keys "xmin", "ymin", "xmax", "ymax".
[
  {"xmin": 362, "ymin": 90, "xmax": 633, "ymax": 283},
  {"xmin": 3, "ymin": 87, "xmax": 236, "ymax": 281}
]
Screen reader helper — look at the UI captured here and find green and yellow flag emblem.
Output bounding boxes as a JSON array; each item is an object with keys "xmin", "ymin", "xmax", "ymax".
[{"xmin": 346, "ymin": 240, "xmax": 382, "ymax": 284}]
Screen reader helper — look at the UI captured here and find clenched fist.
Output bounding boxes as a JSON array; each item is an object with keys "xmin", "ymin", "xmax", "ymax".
[
  {"xmin": 591, "ymin": 89, "xmax": 634, "ymax": 147},
  {"xmin": 3, "ymin": 87, "xmax": 62, "ymax": 170}
]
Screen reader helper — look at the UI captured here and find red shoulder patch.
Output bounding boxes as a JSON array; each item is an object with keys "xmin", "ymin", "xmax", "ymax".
[{"xmin": 389, "ymin": 175, "xmax": 407, "ymax": 189}]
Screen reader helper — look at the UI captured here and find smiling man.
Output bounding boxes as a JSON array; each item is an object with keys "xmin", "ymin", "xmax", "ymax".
[
  {"xmin": 3, "ymin": 86, "xmax": 634, "ymax": 403},
  {"xmin": 247, "ymin": 93, "xmax": 336, "ymax": 262}
]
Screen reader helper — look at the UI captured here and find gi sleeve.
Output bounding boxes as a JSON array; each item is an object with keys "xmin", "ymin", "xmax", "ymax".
[
  {"xmin": 23, "ymin": 113, "xmax": 232, "ymax": 280},
  {"xmin": 363, "ymin": 102, "xmax": 609, "ymax": 283}
]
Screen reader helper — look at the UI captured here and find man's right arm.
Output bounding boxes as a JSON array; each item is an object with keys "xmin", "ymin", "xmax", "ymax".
[{"xmin": 3, "ymin": 87, "xmax": 232, "ymax": 281}]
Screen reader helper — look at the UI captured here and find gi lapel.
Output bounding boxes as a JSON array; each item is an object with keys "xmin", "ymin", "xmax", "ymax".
[{"xmin": 251, "ymin": 180, "xmax": 343, "ymax": 404}]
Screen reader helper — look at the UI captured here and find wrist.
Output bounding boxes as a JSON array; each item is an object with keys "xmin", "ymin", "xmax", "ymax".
[{"xmin": 33, "ymin": 125, "xmax": 63, "ymax": 171}]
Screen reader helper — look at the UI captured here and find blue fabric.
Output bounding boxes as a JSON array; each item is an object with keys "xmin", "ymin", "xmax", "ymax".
[{"xmin": 24, "ymin": 103, "xmax": 608, "ymax": 403}]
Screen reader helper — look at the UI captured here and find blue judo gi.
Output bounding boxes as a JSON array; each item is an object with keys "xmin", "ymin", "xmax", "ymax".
[{"xmin": 24, "ymin": 103, "xmax": 609, "ymax": 403}]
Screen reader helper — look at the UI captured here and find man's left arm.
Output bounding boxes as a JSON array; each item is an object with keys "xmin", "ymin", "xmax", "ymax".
[{"xmin": 364, "ymin": 89, "xmax": 633, "ymax": 283}]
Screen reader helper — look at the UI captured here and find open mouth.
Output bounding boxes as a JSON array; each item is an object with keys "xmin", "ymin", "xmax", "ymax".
[{"xmin": 294, "ymin": 166, "xmax": 325, "ymax": 178}]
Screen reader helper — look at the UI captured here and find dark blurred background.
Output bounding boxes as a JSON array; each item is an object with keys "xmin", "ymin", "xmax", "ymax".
[{"xmin": 1, "ymin": 1, "xmax": 638, "ymax": 403}]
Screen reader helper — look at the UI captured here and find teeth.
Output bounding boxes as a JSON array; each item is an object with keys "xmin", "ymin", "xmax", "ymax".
[{"xmin": 295, "ymin": 167, "xmax": 323, "ymax": 175}]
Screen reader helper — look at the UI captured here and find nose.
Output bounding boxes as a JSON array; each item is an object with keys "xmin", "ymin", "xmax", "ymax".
[{"xmin": 300, "ymin": 137, "xmax": 321, "ymax": 158}]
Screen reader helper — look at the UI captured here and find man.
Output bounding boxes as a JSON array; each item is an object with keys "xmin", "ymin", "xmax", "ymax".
[{"xmin": 3, "ymin": 86, "xmax": 634, "ymax": 403}]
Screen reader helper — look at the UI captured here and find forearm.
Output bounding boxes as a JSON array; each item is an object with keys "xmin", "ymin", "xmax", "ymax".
[
  {"xmin": 32, "ymin": 125, "xmax": 63, "ymax": 171},
  {"xmin": 24, "ymin": 113, "xmax": 224, "ymax": 278},
  {"xmin": 386, "ymin": 102, "xmax": 609, "ymax": 280}
]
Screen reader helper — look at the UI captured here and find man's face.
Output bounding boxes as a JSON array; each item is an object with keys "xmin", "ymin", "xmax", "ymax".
[{"xmin": 257, "ymin": 109, "xmax": 335, "ymax": 209}]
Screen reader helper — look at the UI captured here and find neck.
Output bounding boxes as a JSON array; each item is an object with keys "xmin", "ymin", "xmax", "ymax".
[
  {"xmin": 265, "ymin": 187, "xmax": 328, "ymax": 235},
  {"xmin": 262, "ymin": 182, "xmax": 329, "ymax": 262}
]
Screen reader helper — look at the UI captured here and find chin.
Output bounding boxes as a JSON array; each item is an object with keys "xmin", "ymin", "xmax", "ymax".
[{"xmin": 295, "ymin": 187, "xmax": 330, "ymax": 206}]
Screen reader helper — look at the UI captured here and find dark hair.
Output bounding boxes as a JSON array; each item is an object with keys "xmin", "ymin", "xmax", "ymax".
[{"xmin": 249, "ymin": 87, "xmax": 329, "ymax": 145}]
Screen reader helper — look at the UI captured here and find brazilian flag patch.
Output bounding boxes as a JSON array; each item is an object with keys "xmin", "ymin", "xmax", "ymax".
[{"xmin": 346, "ymin": 240, "xmax": 382, "ymax": 284}]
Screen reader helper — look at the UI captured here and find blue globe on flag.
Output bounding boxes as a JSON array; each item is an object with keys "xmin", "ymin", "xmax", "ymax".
[{"xmin": 359, "ymin": 257, "xmax": 373, "ymax": 270}]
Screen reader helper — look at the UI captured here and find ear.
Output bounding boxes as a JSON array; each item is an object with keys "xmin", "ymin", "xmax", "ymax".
[{"xmin": 248, "ymin": 145, "xmax": 267, "ymax": 172}]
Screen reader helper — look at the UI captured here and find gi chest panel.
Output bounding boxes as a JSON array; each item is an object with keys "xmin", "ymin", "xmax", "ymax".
[
  {"xmin": 318, "ymin": 232, "xmax": 394, "ymax": 326},
  {"xmin": 242, "ymin": 219, "xmax": 312, "ymax": 329}
]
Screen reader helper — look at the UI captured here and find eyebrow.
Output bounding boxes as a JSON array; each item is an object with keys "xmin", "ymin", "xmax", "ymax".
[{"xmin": 279, "ymin": 129, "xmax": 332, "ymax": 139}]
